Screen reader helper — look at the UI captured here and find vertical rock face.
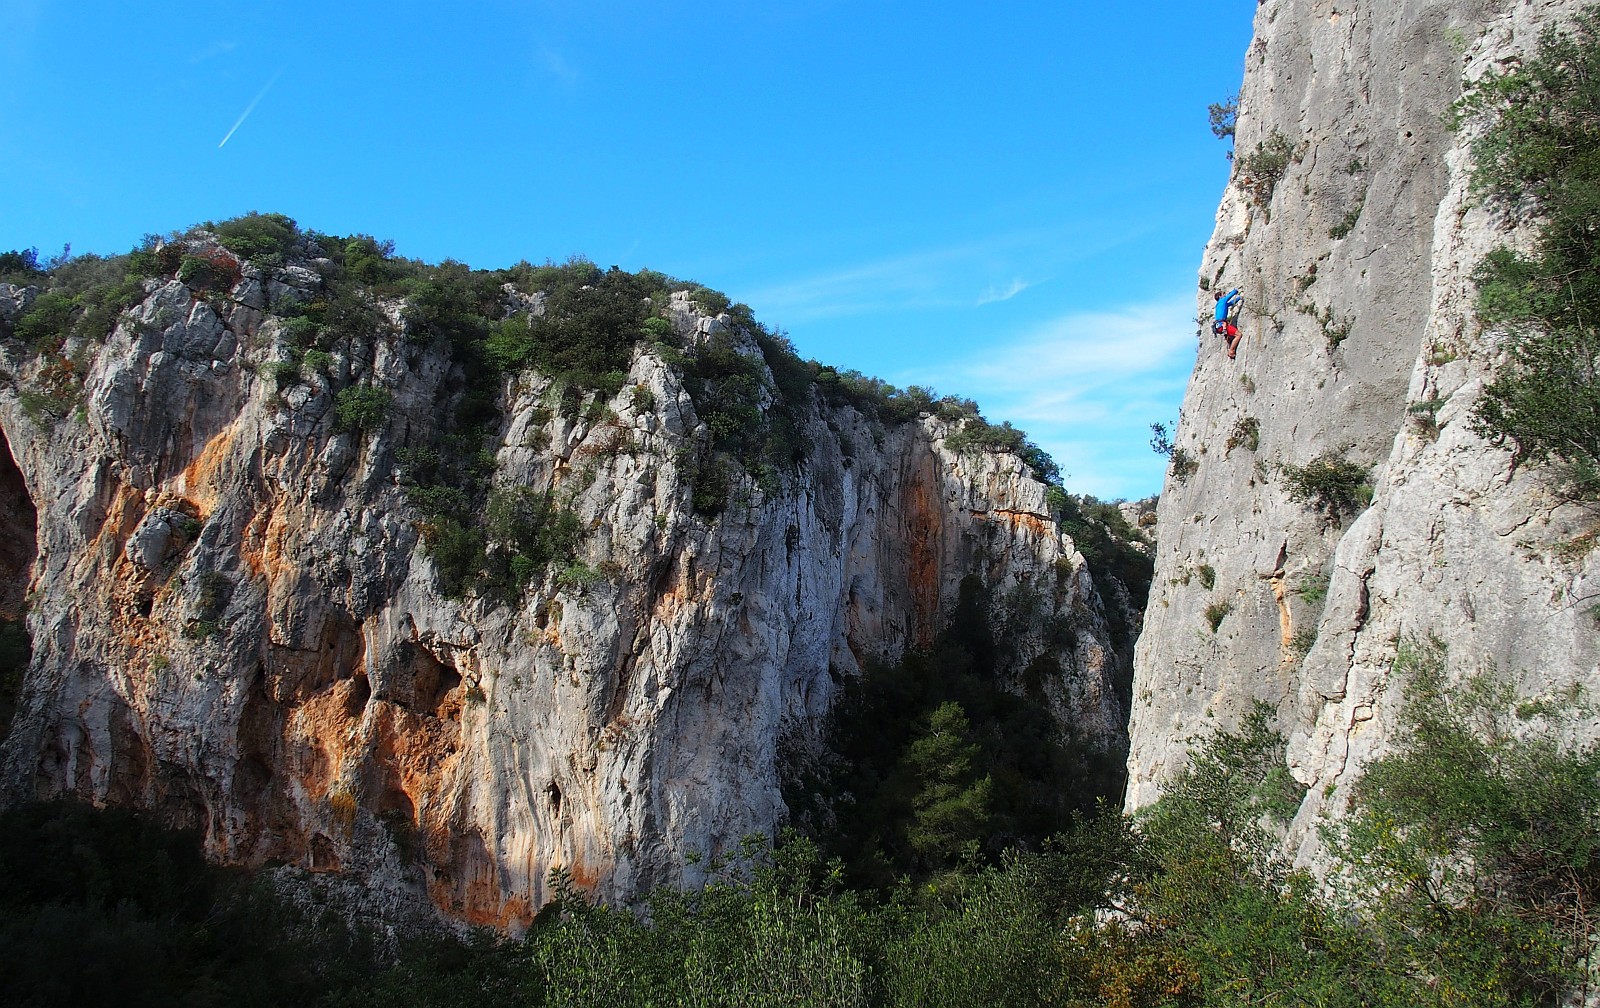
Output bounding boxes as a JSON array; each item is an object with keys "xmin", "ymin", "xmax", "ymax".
[
  {"xmin": 1129, "ymin": 0, "xmax": 1600, "ymax": 861},
  {"xmin": 0, "ymin": 263, "xmax": 1129, "ymax": 924}
]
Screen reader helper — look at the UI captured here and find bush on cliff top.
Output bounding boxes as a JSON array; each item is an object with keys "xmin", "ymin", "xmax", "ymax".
[
  {"xmin": 2, "ymin": 214, "xmax": 1075, "ymax": 599},
  {"xmin": 1456, "ymin": 6, "xmax": 1600, "ymax": 496}
]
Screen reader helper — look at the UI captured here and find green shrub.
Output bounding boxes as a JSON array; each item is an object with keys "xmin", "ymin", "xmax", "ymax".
[
  {"xmin": 18, "ymin": 355, "xmax": 84, "ymax": 420},
  {"xmin": 1203, "ymin": 600, "xmax": 1232, "ymax": 632},
  {"xmin": 301, "ymin": 348, "xmax": 333, "ymax": 375},
  {"xmin": 1149, "ymin": 421, "xmax": 1176, "ymax": 456},
  {"xmin": 334, "ymin": 385, "xmax": 390, "ymax": 431},
  {"xmin": 400, "ymin": 261, "xmax": 498, "ymax": 347},
  {"xmin": 297, "ymin": 287, "xmax": 388, "ymax": 348},
  {"xmin": 1225, "ymin": 415, "xmax": 1260, "ymax": 454},
  {"xmin": 1295, "ymin": 570, "xmax": 1330, "ymax": 605},
  {"xmin": 1328, "ymin": 200, "xmax": 1364, "ymax": 239},
  {"xmin": 176, "ymin": 251, "xmax": 239, "ymax": 293},
  {"xmin": 212, "ymin": 212, "xmax": 298, "ymax": 264},
  {"xmin": 1235, "ymin": 130, "xmax": 1297, "ymax": 209},
  {"xmin": 479, "ymin": 487, "xmax": 584, "ymax": 595},
  {"xmin": 1170, "ymin": 446, "xmax": 1198, "ymax": 483},
  {"xmin": 1453, "ymin": 9, "xmax": 1600, "ymax": 498},
  {"xmin": 330, "ymin": 233, "xmax": 418, "ymax": 290},
  {"xmin": 1208, "ymin": 95, "xmax": 1238, "ymax": 141},
  {"xmin": 1330, "ymin": 635, "xmax": 1600, "ymax": 1002},
  {"xmin": 1298, "ymin": 300, "xmax": 1353, "ymax": 350},
  {"xmin": 1197, "ymin": 563, "xmax": 1216, "ymax": 590},
  {"xmin": 1408, "ymin": 396, "xmax": 1446, "ymax": 438},
  {"xmin": 0, "ymin": 248, "xmax": 41, "ymax": 278},
  {"xmin": 1474, "ymin": 325, "xmax": 1600, "ymax": 493},
  {"xmin": 555, "ymin": 561, "xmax": 601, "ymax": 590},
  {"xmin": 13, "ymin": 291, "xmax": 78, "ymax": 350},
  {"xmin": 419, "ymin": 516, "xmax": 485, "ymax": 597},
  {"xmin": 260, "ymin": 360, "xmax": 301, "ymax": 390},
  {"xmin": 1289, "ymin": 626, "xmax": 1317, "ymax": 656},
  {"xmin": 482, "ymin": 314, "xmax": 534, "ymax": 371},
  {"xmin": 1152, "ymin": 421, "xmax": 1197, "ymax": 483},
  {"xmin": 627, "ymin": 383, "xmax": 655, "ymax": 412},
  {"xmin": 126, "ymin": 237, "xmax": 185, "ymax": 279},
  {"xmin": 688, "ymin": 285, "xmax": 730, "ymax": 314},
  {"xmin": 1279, "ymin": 452, "xmax": 1371, "ymax": 521}
]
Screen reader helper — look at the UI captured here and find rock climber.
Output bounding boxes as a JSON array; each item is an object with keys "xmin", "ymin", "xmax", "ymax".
[{"xmin": 1213, "ymin": 288, "xmax": 1243, "ymax": 359}]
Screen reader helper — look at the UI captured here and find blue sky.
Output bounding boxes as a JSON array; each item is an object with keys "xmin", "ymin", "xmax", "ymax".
[{"xmin": 0, "ymin": 1, "xmax": 1256, "ymax": 500}]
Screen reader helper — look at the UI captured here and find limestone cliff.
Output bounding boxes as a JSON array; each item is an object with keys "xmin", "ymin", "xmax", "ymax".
[
  {"xmin": 1128, "ymin": 0, "xmax": 1600, "ymax": 864},
  {"xmin": 0, "ymin": 239, "xmax": 1129, "ymax": 925}
]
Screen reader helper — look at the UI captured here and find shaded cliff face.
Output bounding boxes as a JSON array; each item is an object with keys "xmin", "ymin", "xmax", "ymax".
[
  {"xmin": 1129, "ymin": 0, "xmax": 1600, "ymax": 858},
  {"xmin": 0, "ymin": 244, "xmax": 1128, "ymax": 924}
]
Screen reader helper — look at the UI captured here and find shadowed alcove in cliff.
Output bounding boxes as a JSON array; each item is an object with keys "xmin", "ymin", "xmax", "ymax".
[{"xmin": 0, "ymin": 425, "xmax": 37, "ymax": 739}]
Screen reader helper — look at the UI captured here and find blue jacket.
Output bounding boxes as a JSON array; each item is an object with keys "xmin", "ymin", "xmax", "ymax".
[{"xmin": 1214, "ymin": 289, "xmax": 1241, "ymax": 324}]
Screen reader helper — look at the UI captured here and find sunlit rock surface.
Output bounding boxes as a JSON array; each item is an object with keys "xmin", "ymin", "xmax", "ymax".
[
  {"xmin": 1127, "ymin": 0, "xmax": 1600, "ymax": 867},
  {"xmin": 0, "ymin": 264, "xmax": 1129, "ymax": 926}
]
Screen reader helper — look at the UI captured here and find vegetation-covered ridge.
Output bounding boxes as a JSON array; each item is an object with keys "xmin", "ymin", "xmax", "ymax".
[
  {"xmin": 4, "ymin": 635, "xmax": 1594, "ymax": 1007},
  {"xmin": 0, "ymin": 212, "xmax": 1148, "ymax": 602},
  {"xmin": 1454, "ymin": 5, "xmax": 1600, "ymax": 499},
  {"xmin": 785, "ymin": 573, "xmax": 1130, "ymax": 892}
]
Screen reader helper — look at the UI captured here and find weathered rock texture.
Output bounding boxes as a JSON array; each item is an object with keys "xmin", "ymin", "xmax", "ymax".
[
  {"xmin": 1128, "ymin": 0, "xmax": 1600, "ymax": 864},
  {"xmin": 0, "ymin": 256, "xmax": 1128, "ymax": 925}
]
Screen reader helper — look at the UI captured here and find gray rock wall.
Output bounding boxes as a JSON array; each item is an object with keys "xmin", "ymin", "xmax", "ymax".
[
  {"xmin": 1128, "ymin": 0, "xmax": 1600, "ymax": 864},
  {"xmin": 0, "ymin": 262, "xmax": 1128, "ymax": 925}
]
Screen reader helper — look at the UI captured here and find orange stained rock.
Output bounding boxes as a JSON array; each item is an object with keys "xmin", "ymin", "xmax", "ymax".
[
  {"xmin": 991, "ymin": 508, "xmax": 1052, "ymax": 539},
  {"xmin": 177, "ymin": 421, "xmax": 242, "ymax": 514},
  {"xmin": 367, "ymin": 699, "xmax": 463, "ymax": 802},
  {"xmin": 288, "ymin": 682, "xmax": 364, "ymax": 792},
  {"xmin": 240, "ymin": 505, "xmax": 300, "ymax": 589},
  {"xmin": 901, "ymin": 472, "xmax": 942, "ymax": 647},
  {"xmin": 91, "ymin": 483, "xmax": 146, "ymax": 564},
  {"xmin": 564, "ymin": 856, "xmax": 605, "ymax": 891},
  {"xmin": 1270, "ymin": 570, "xmax": 1295, "ymax": 663}
]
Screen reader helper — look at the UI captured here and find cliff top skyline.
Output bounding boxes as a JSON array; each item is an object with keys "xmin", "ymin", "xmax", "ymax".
[{"xmin": 0, "ymin": 0, "xmax": 1256, "ymax": 499}]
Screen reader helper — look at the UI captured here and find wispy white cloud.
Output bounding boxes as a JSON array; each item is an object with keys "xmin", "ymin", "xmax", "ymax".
[
  {"xmin": 911, "ymin": 294, "xmax": 1199, "ymax": 500},
  {"xmin": 535, "ymin": 44, "xmax": 581, "ymax": 86},
  {"xmin": 976, "ymin": 278, "xmax": 1030, "ymax": 306},
  {"xmin": 743, "ymin": 225, "xmax": 1147, "ymax": 326},
  {"xmin": 744, "ymin": 235, "xmax": 1038, "ymax": 322},
  {"xmin": 933, "ymin": 298, "xmax": 1195, "ymax": 394},
  {"xmin": 189, "ymin": 40, "xmax": 237, "ymax": 64}
]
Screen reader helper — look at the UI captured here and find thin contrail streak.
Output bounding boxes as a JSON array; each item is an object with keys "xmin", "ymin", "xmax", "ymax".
[{"xmin": 218, "ymin": 66, "xmax": 287, "ymax": 148}]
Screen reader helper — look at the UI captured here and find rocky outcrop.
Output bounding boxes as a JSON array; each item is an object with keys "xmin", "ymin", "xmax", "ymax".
[
  {"xmin": 0, "ymin": 253, "xmax": 1128, "ymax": 925},
  {"xmin": 1128, "ymin": 0, "xmax": 1600, "ymax": 864}
]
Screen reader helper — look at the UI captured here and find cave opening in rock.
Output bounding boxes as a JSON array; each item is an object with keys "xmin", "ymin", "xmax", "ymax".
[{"xmin": 0, "ymin": 426, "xmax": 37, "ymax": 739}]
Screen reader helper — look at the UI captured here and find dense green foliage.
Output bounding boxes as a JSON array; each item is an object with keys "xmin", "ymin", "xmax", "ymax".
[
  {"xmin": 1330, "ymin": 637, "xmax": 1600, "ymax": 1003},
  {"xmin": 6, "ymin": 633, "xmax": 1596, "ymax": 1005},
  {"xmin": 335, "ymin": 385, "xmax": 392, "ymax": 431},
  {"xmin": 1456, "ymin": 8, "xmax": 1600, "ymax": 496},
  {"xmin": 788, "ymin": 575, "xmax": 1127, "ymax": 890},
  {"xmin": 1279, "ymin": 451, "xmax": 1372, "ymax": 522},
  {"xmin": 5, "ymin": 249, "xmax": 147, "ymax": 354},
  {"xmin": 1053, "ymin": 492, "xmax": 1153, "ymax": 628},
  {"xmin": 213, "ymin": 212, "xmax": 301, "ymax": 265},
  {"xmin": 1207, "ymin": 95, "xmax": 1238, "ymax": 143},
  {"xmin": 0, "ymin": 615, "xmax": 28, "ymax": 736},
  {"xmin": 1234, "ymin": 131, "xmax": 1297, "ymax": 210},
  {"xmin": 3, "ymin": 214, "xmax": 1104, "ymax": 607},
  {"xmin": 0, "ymin": 801, "xmax": 377, "ymax": 1007}
]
